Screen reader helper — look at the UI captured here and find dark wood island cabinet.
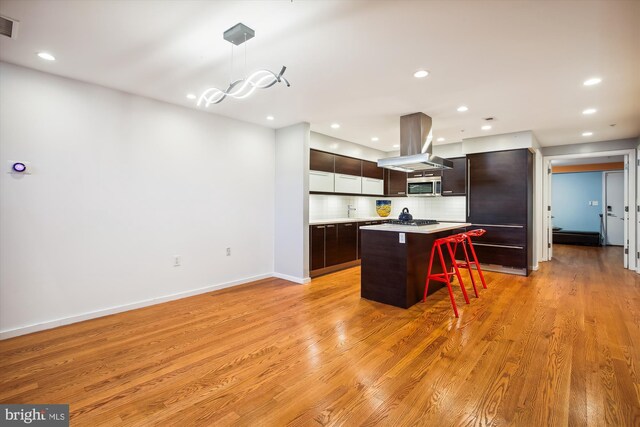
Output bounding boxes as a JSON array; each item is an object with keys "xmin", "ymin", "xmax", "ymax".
[{"xmin": 360, "ymin": 222, "xmax": 470, "ymax": 308}]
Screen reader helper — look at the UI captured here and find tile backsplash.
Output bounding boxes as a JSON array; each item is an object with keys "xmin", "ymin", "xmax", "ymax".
[{"xmin": 309, "ymin": 195, "xmax": 466, "ymax": 221}]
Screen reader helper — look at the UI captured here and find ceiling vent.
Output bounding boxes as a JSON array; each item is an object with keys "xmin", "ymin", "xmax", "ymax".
[{"xmin": 0, "ymin": 15, "xmax": 19, "ymax": 39}]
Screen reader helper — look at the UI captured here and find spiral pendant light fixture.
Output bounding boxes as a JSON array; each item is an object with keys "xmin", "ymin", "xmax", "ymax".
[{"xmin": 198, "ymin": 23, "xmax": 290, "ymax": 107}]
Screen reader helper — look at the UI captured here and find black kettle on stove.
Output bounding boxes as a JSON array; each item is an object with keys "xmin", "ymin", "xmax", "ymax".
[{"xmin": 398, "ymin": 207, "xmax": 413, "ymax": 222}]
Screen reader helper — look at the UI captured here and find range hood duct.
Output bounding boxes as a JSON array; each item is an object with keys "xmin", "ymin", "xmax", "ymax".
[{"xmin": 377, "ymin": 112, "xmax": 453, "ymax": 171}]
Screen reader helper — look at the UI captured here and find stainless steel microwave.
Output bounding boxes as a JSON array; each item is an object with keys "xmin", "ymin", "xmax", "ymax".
[{"xmin": 407, "ymin": 176, "xmax": 441, "ymax": 197}]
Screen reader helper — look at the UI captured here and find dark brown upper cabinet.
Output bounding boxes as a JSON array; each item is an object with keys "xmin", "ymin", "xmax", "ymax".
[
  {"xmin": 335, "ymin": 155, "xmax": 362, "ymax": 176},
  {"xmin": 362, "ymin": 160, "xmax": 384, "ymax": 180},
  {"xmin": 421, "ymin": 170, "xmax": 442, "ymax": 178},
  {"xmin": 441, "ymin": 157, "xmax": 466, "ymax": 196},
  {"xmin": 384, "ymin": 169, "xmax": 407, "ymax": 196},
  {"xmin": 408, "ymin": 170, "xmax": 442, "ymax": 179},
  {"xmin": 407, "ymin": 169, "xmax": 442, "ymax": 178},
  {"xmin": 310, "ymin": 149, "xmax": 335, "ymax": 173}
]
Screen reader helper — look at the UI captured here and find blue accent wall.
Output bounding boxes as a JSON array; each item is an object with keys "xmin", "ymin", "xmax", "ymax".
[{"xmin": 552, "ymin": 172, "xmax": 602, "ymax": 232}]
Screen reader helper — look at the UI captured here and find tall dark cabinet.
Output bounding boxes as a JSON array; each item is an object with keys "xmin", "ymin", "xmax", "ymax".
[{"xmin": 466, "ymin": 149, "xmax": 533, "ymax": 275}]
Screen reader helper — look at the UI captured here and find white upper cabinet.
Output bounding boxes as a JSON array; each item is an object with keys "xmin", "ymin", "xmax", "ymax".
[
  {"xmin": 335, "ymin": 174, "xmax": 362, "ymax": 194},
  {"xmin": 362, "ymin": 177, "xmax": 384, "ymax": 195},
  {"xmin": 309, "ymin": 171, "xmax": 335, "ymax": 192}
]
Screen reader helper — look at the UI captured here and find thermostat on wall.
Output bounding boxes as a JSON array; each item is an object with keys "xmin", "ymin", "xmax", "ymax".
[{"xmin": 7, "ymin": 160, "xmax": 32, "ymax": 175}]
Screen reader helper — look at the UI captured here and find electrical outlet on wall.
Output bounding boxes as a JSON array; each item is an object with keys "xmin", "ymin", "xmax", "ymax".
[
  {"xmin": 226, "ymin": 247, "xmax": 231, "ymax": 256},
  {"xmin": 174, "ymin": 255, "xmax": 181, "ymax": 267}
]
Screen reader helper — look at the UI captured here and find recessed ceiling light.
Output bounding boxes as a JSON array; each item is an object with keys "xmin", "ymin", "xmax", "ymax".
[
  {"xmin": 583, "ymin": 77, "xmax": 602, "ymax": 86},
  {"xmin": 371, "ymin": 137, "xmax": 379, "ymax": 142},
  {"xmin": 266, "ymin": 115, "xmax": 274, "ymax": 121},
  {"xmin": 186, "ymin": 93, "xmax": 197, "ymax": 100},
  {"xmin": 457, "ymin": 106, "xmax": 468, "ymax": 112},
  {"xmin": 582, "ymin": 108, "xmax": 597, "ymax": 115},
  {"xmin": 582, "ymin": 131, "xmax": 593, "ymax": 136},
  {"xmin": 392, "ymin": 144, "xmax": 400, "ymax": 148},
  {"xmin": 437, "ymin": 137, "xmax": 445, "ymax": 142},
  {"xmin": 37, "ymin": 52, "xmax": 55, "ymax": 61},
  {"xmin": 481, "ymin": 125, "xmax": 492, "ymax": 130},
  {"xmin": 413, "ymin": 70, "xmax": 429, "ymax": 78},
  {"xmin": 330, "ymin": 123, "xmax": 340, "ymax": 129}
]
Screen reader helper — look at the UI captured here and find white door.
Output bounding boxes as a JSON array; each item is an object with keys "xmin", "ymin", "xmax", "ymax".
[{"xmin": 605, "ymin": 171, "xmax": 624, "ymax": 245}]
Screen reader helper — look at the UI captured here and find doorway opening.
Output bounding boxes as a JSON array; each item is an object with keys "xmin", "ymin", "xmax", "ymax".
[{"xmin": 542, "ymin": 149, "xmax": 637, "ymax": 270}]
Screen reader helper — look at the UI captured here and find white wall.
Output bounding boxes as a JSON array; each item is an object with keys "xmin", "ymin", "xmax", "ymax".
[
  {"xmin": 637, "ymin": 137, "xmax": 640, "ymax": 274},
  {"xmin": 541, "ymin": 138, "xmax": 638, "ymax": 156},
  {"xmin": 0, "ymin": 62, "xmax": 276, "ymax": 338},
  {"xmin": 373, "ymin": 141, "xmax": 464, "ymax": 159},
  {"xmin": 309, "ymin": 194, "xmax": 466, "ymax": 222},
  {"xmin": 462, "ymin": 131, "xmax": 534, "ymax": 154},
  {"xmin": 531, "ymin": 132, "xmax": 543, "ymax": 269},
  {"xmin": 275, "ymin": 123, "xmax": 310, "ymax": 283},
  {"xmin": 310, "ymin": 132, "xmax": 388, "ymax": 162},
  {"xmin": 433, "ymin": 142, "xmax": 464, "ymax": 158},
  {"xmin": 533, "ymin": 147, "xmax": 544, "ymax": 267}
]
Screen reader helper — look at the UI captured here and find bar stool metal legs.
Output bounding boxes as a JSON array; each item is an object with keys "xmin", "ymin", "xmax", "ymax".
[
  {"xmin": 423, "ymin": 236, "xmax": 470, "ymax": 318},
  {"xmin": 463, "ymin": 229, "xmax": 488, "ymax": 289}
]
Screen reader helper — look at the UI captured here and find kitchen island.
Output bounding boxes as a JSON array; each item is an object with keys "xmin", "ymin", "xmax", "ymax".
[{"xmin": 359, "ymin": 222, "xmax": 471, "ymax": 308}]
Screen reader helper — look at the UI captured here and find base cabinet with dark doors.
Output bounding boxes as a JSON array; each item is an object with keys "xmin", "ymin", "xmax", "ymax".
[
  {"xmin": 466, "ymin": 148, "xmax": 533, "ymax": 275},
  {"xmin": 310, "ymin": 219, "xmax": 388, "ymax": 276},
  {"xmin": 310, "ymin": 223, "xmax": 357, "ymax": 274}
]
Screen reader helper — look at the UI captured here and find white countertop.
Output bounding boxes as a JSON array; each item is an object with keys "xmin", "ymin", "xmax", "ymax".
[
  {"xmin": 309, "ymin": 217, "xmax": 388, "ymax": 225},
  {"xmin": 359, "ymin": 222, "xmax": 471, "ymax": 234}
]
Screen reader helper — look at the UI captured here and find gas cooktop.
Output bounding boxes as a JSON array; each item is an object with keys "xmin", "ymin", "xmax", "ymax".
[{"xmin": 387, "ymin": 219, "xmax": 440, "ymax": 226}]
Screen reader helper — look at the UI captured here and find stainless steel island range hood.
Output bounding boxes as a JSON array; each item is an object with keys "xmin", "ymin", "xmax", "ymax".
[{"xmin": 377, "ymin": 112, "xmax": 453, "ymax": 171}]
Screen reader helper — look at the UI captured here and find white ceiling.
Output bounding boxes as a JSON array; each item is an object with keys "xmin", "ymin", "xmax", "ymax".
[{"xmin": 1, "ymin": 0, "xmax": 638, "ymax": 152}]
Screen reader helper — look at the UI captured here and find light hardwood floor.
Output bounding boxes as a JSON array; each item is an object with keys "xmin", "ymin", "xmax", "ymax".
[{"xmin": 1, "ymin": 245, "xmax": 639, "ymax": 426}]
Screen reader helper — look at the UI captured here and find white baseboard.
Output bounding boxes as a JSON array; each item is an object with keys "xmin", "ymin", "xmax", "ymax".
[
  {"xmin": 0, "ymin": 273, "xmax": 274, "ymax": 340},
  {"xmin": 272, "ymin": 272, "xmax": 311, "ymax": 284}
]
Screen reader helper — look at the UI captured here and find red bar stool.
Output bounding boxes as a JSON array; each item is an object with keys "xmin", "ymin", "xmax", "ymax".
[
  {"xmin": 450, "ymin": 232, "xmax": 480, "ymax": 299},
  {"xmin": 423, "ymin": 234, "xmax": 470, "ymax": 317},
  {"xmin": 455, "ymin": 229, "xmax": 488, "ymax": 290}
]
